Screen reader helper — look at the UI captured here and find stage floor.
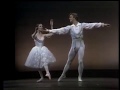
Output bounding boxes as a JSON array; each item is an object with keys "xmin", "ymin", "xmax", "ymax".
[{"xmin": 3, "ymin": 78, "xmax": 118, "ymax": 90}]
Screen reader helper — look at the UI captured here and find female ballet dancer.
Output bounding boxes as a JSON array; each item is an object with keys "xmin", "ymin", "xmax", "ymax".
[{"xmin": 25, "ymin": 23, "xmax": 56, "ymax": 82}]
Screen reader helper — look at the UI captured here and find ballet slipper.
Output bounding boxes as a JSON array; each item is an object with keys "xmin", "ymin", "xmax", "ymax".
[
  {"xmin": 36, "ymin": 78, "xmax": 43, "ymax": 82},
  {"xmin": 45, "ymin": 73, "xmax": 51, "ymax": 80},
  {"xmin": 78, "ymin": 76, "xmax": 82, "ymax": 81}
]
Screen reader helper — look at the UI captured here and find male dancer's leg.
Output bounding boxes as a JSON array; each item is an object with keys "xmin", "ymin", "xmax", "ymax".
[
  {"xmin": 58, "ymin": 47, "xmax": 77, "ymax": 81},
  {"xmin": 78, "ymin": 43, "xmax": 85, "ymax": 81}
]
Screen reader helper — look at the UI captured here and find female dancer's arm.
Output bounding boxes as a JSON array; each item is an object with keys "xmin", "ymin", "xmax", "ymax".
[{"xmin": 31, "ymin": 27, "xmax": 37, "ymax": 39}]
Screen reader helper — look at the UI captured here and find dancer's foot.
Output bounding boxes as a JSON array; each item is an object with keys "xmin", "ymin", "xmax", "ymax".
[
  {"xmin": 58, "ymin": 75, "xmax": 64, "ymax": 82},
  {"xmin": 78, "ymin": 76, "xmax": 82, "ymax": 81},
  {"xmin": 45, "ymin": 73, "xmax": 51, "ymax": 80},
  {"xmin": 36, "ymin": 78, "xmax": 43, "ymax": 82}
]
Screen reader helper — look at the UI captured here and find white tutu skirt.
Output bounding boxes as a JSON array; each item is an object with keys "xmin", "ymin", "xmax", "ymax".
[{"xmin": 25, "ymin": 46, "xmax": 56, "ymax": 68}]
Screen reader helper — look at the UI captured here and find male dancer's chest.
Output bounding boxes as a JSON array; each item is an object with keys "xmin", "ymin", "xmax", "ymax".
[{"xmin": 71, "ymin": 25, "xmax": 82, "ymax": 35}]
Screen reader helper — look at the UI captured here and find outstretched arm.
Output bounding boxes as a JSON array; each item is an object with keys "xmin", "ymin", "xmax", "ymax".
[
  {"xmin": 82, "ymin": 22, "xmax": 110, "ymax": 30},
  {"xmin": 48, "ymin": 25, "xmax": 71, "ymax": 35},
  {"xmin": 40, "ymin": 30, "xmax": 50, "ymax": 34},
  {"xmin": 44, "ymin": 33, "xmax": 54, "ymax": 38}
]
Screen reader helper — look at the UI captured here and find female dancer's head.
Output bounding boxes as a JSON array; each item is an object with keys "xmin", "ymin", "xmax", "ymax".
[
  {"xmin": 35, "ymin": 23, "xmax": 49, "ymax": 34},
  {"xmin": 35, "ymin": 23, "xmax": 44, "ymax": 32}
]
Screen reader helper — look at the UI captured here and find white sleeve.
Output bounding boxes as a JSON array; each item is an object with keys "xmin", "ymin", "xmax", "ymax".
[
  {"xmin": 49, "ymin": 25, "xmax": 71, "ymax": 34},
  {"xmin": 82, "ymin": 22, "xmax": 104, "ymax": 30}
]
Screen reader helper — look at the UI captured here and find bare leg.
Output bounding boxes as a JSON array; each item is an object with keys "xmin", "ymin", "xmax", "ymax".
[
  {"xmin": 44, "ymin": 65, "xmax": 51, "ymax": 80},
  {"xmin": 78, "ymin": 43, "xmax": 85, "ymax": 81},
  {"xmin": 58, "ymin": 47, "xmax": 77, "ymax": 81},
  {"xmin": 37, "ymin": 70, "xmax": 44, "ymax": 82}
]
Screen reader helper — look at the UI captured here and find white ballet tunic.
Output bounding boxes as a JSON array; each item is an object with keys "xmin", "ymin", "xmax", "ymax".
[{"xmin": 25, "ymin": 37, "xmax": 56, "ymax": 68}]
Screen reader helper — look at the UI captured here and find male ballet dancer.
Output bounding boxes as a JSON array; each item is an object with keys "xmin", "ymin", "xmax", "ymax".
[{"xmin": 47, "ymin": 13, "xmax": 110, "ymax": 81}]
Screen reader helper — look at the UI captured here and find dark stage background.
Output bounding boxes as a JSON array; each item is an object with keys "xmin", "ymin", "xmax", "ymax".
[{"xmin": 15, "ymin": 1, "xmax": 118, "ymax": 73}]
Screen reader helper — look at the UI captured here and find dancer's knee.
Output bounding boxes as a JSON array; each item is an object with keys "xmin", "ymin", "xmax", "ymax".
[
  {"xmin": 66, "ymin": 60, "xmax": 72, "ymax": 65},
  {"xmin": 78, "ymin": 60, "xmax": 83, "ymax": 65}
]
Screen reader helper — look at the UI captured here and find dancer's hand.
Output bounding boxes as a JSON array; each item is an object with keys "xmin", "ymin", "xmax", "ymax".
[
  {"xmin": 45, "ymin": 28, "xmax": 50, "ymax": 31},
  {"xmin": 45, "ymin": 28, "xmax": 53, "ymax": 33},
  {"xmin": 50, "ymin": 19, "xmax": 53, "ymax": 25},
  {"xmin": 104, "ymin": 23, "xmax": 110, "ymax": 27}
]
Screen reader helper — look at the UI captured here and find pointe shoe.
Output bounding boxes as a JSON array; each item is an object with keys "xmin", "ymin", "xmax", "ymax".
[
  {"xmin": 45, "ymin": 73, "xmax": 51, "ymax": 80},
  {"xmin": 78, "ymin": 76, "xmax": 82, "ymax": 81},
  {"xmin": 36, "ymin": 78, "xmax": 43, "ymax": 82}
]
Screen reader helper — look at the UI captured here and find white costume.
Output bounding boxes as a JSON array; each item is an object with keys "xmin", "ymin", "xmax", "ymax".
[
  {"xmin": 25, "ymin": 36, "xmax": 56, "ymax": 68},
  {"xmin": 49, "ymin": 22, "xmax": 104, "ymax": 81}
]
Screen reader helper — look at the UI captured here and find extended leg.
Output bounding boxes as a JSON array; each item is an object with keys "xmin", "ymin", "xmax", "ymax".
[
  {"xmin": 78, "ymin": 43, "xmax": 85, "ymax": 81},
  {"xmin": 58, "ymin": 47, "xmax": 77, "ymax": 81}
]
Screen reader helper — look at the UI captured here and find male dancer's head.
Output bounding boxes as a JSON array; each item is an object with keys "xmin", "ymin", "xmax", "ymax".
[{"xmin": 69, "ymin": 13, "xmax": 79, "ymax": 25}]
